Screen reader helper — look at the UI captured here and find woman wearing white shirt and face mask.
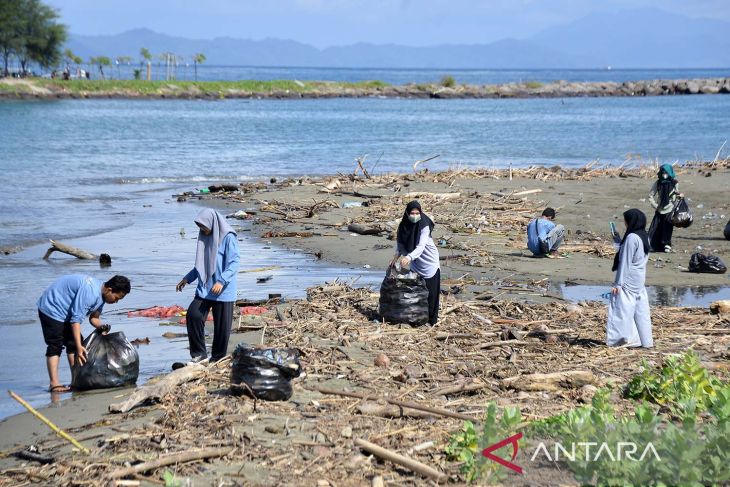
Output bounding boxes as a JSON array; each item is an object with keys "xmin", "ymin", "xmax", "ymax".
[{"xmin": 392, "ymin": 200, "xmax": 441, "ymax": 325}]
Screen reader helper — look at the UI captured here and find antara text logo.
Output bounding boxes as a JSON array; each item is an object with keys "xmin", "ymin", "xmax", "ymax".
[{"xmin": 482, "ymin": 434, "xmax": 661, "ymax": 474}]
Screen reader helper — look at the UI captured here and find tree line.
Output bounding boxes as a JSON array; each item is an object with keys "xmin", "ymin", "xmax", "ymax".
[{"xmin": 1, "ymin": 0, "xmax": 207, "ymax": 80}]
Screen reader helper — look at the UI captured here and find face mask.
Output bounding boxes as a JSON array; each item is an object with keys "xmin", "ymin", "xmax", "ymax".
[
  {"xmin": 662, "ymin": 174, "xmax": 669, "ymax": 180},
  {"xmin": 408, "ymin": 214, "xmax": 421, "ymax": 223}
]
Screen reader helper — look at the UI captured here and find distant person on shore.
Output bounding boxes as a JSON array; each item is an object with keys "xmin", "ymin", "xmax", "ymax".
[
  {"xmin": 37, "ymin": 274, "xmax": 131, "ymax": 393},
  {"xmin": 606, "ymin": 209, "xmax": 653, "ymax": 348},
  {"xmin": 391, "ymin": 201, "xmax": 441, "ymax": 325},
  {"xmin": 648, "ymin": 164, "xmax": 682, "ymax": 252},
  {"xmin": 176, "ymin": 209, "xmax": 239, "ymax": 364},
  {"xmin": 526, "ymin": 207, "xmax": 565, "ymax": 258}
]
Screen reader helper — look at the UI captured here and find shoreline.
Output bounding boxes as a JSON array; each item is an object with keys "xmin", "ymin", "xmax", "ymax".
[
  {"xmin": 0, "ymin": 76, "xmax": 729, "ymax": 100},
  {"xmin": 1, "ymin": 162, "xmax": 729, "ymax": 485}
]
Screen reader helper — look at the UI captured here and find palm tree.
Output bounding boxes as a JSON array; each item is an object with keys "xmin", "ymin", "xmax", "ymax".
[
  {"xmin": 116, "ymin": 55, "xmax": 132, "ymax": 79},
  {"xmin": 90, "ymin": 56, "xmax": 111, "ymax": 79},
  {"xmin": 140, "ymin": 47, "xmax": 151, "ymax": 80},
  {"xmin": 193, "ymin": 53, "xmax": 206, "ymax": 81}
]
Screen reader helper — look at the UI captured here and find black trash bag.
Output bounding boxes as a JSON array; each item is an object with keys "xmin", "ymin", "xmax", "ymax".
[
  {"xmin": 231, "ymin": 343, "xmax": 301, "ymax": 401},
  {"xmin": 724, "ymin": 220, "xmax": 730, "ymax": 241},
  {"xmin": 671, "ymin": 198, "xmax": 693, "ymax": 228},
  {"xmin": 71, "ymin": 330, "xmax": 139, "ymax": 390},
  {"xmin": 379, "ymin": 267, "xmax": 429, "ymax": 326},
  {"xmin": 688, "ymin": 253, "xmax": 727, "ymax": 274}
]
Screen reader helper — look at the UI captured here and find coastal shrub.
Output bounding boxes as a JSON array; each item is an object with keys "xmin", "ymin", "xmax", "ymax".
[
  {"xmin": 524, "ymin": 81, "xmax": 543, "ymax": 89},
  {"xmin": 623, "ymin": 350, "xmax": 726, "ymax": 413},
  {"xmin": 445, "ymin": 402, "xmax": 523, "ymax": 483},
  {"xmin": 440, "ymin": 75, "xmax": 456, "ymax": 87}
]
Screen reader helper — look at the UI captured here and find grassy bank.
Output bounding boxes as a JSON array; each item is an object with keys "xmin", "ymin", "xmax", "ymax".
[{"xmin": 0, "ymin": 78, "xmax": 389, "ymax": 98}]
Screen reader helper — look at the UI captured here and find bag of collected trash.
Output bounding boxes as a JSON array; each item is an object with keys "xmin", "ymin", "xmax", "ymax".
[
  {"xmin": 231, "ymin": 344, "xmax": 302, "ymax": 401},
  {"xmin": 671, "ymin": 198, "xmax": 693, "ymax": 228},
  {"xmin": 379, "ymin": 265, "xmax": 429, "ymax": 326},
  {"xmin": 71, "ymin": 330, "xmax": 139, "ymax": 390},
  {"xmin": 724, "ymin": 220, "xmax": 730, "ymax": 241},
  {"xmin": 688, "ymin": 253, "xmax": 727, "ymax": 274}
]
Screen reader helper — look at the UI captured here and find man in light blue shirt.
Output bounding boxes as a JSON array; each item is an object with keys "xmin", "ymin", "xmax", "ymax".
[
  {"xmin": 38, "ymin": 274, "xmax": 131, "ymax": 392},
  {"xmin": 526, "ymin": 207, "xmax": 566, "ymax": 257}
]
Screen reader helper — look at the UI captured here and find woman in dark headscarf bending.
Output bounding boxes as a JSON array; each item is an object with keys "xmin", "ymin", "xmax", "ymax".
[
  {"xmin": 393, "ymin": 201, "xmax": 441, "ymax": 325},
  {"xmin": 606, "ymin": 209, "xmax": 653, "ymax": 348},
  {"xmin": 648, "ymin": 164, "xmax": 682, "ymax": 252},
  {"xmin": 176, "ymin": 208, "xmax": 240, "ymax": 362}
]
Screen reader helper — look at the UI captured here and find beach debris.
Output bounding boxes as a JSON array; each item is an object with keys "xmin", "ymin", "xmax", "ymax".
[
  {"xmin": 13, "ymin": 446, "xmax": 54, "ymax": 465},
  {"xmin": 130, "ymin": 337, "xmax": 150, "ymax": 345},
  {"xmin": 347, "ymin": 223, "xmax": 389, "ymax": 236},
  {"xmin": 709, "ymin": 300, "xmax": 730, "ymax": 315},
  {"xmin": 107, "ymin": 447, "xmax": 235, "ymax": 479},
  {"xmin": 354, "ymin": 438, "xmax": 447, "ymax": 482},
  {"xmin": 8, "ymin": 390, "xmax": 90, "ymax": 454},
  {"xmin": 127, "ymin": 305, "xmax": 185, "ymax": 319},
  {"xmin": 374, "ymin": 353, "xmax": 390, "ymax": 368},
  {"xmin": 162, "ymin": 332, "xmax": 187, "ymax": 339},
  {"xmin": 227, "ymin": 210, "xmax": 251, "ymax": 220},
  {"xmin": 109, "ymin": 362, "xmax": 207, "ymax": 413},
  {"xmin": 688, "ymin": 253, "xmax": 727, "ymax": 274},
  {"xmin": 501, "ymin": 370, "xmax": 600, "ymax": 392},
  {"xmin": 240, "ymin": 306, "xmax": 268, "ymax": 315},
  {"xmin": 42, "ymin": 239, "xmax": 108, "ymax": 264},
  {"xmin": 257, "ymin": 275, "xmax": 274, "ymax": 283}
]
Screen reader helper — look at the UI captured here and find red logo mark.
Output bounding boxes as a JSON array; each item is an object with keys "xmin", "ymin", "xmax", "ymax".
[{"xmin": 482, "ymin": 432, "xmax": 523, "ymax": 474}]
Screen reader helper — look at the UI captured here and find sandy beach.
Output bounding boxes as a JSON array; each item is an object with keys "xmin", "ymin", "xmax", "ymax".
[{"xmin": 1, "ymin": 161, "xmax": 729, "ymax": 486}]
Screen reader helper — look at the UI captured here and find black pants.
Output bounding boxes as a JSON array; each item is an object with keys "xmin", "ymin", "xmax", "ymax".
[
  {"xmin": 649, "ymin": 211, "xmax": 674, "ymax": 251},
  {"xmin": 186, "ymin": 297, "xmax": 233, "ymax": 361},
  {"xmin": 424, "ymin": 269, "xmax": 441, "ymax": 325},
  {"xmin": 39, "ymin": 311, "xmax": 79, "ymax": 357}
]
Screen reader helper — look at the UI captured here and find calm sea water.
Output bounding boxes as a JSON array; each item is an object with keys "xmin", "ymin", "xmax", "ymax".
[
  {"xmin": 54, "ymin": 65, "xmax": 730, "ymax": 85},
  {"xmin": 1, "ymin": 93, "xmax": 730, "ymax": 419}
]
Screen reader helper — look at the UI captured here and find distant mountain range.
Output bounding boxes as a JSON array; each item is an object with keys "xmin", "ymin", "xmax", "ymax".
[{"xmin": 66, "ymin": 8, "xmax": 730, "ymax": 69}]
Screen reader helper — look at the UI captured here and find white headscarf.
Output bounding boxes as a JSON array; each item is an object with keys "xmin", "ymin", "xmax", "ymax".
[{"xmin": 194, "ymin": 208, "xmax": 236, "ymax": 285}]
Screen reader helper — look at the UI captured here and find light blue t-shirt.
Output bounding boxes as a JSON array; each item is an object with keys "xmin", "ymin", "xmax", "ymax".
[
  {"xmin": 526, "ymin": 218, "xmax": 556, "ymax": 255},
  {"xmin": 37, "ymin": 275, "xmax": 104, "ymax": 324},
  {"xmin": 184, "ymin": 233, "xmax": 240, "ymax": 302}
]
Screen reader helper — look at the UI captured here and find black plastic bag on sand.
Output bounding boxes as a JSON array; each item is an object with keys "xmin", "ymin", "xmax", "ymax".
[
  {"xmin": 231, "ymin": 344, "xmax": 301, "ymax": 401},
  {"xmin": 671, "ymin": 198, "xmax": 693, "ymax": 228},
  {"xmin": 724, "ymin": 220, "xmax": 730, "ymax": 241},
  {"xmin": 688, "ymin": 253, "xmax": 727, "ymax": 274},
  {"xmin": 379, "ymin": 267, "xmax": 429, "ymax": 326},
  {"xmin": 71, "ymin": 330, "xmax": 139, "ymax": 390}
]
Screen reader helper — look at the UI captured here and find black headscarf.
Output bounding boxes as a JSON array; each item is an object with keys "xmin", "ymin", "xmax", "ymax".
[
  {"xmin": 612, "ymin": 208, "xmax": 650, "ymax": 271},
  {"xmin": 657, "ymin": 164, "xmax": 677, "ymax": 208},
  {"xmin": 397, "ymin": 200, "xmax": 435, "ymax": 254}
]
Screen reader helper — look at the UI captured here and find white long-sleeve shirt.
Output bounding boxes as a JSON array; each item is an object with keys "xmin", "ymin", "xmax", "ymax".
[{"xmin": 396, "ymin": 227, "xmax": 440, "ymax": 279}]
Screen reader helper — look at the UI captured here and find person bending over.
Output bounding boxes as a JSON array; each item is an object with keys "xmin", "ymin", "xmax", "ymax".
[{"xmin": 38, "ymin": 274, "xmax": 130, "ymax": 393}]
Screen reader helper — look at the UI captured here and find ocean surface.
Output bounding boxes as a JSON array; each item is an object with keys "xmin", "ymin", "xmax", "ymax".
[
  {"xmin": 1, "ymin": 90, "xmax": 730, "ymax": 420},
  {"xmin": 51, "ymin": 65, "xmax": 730, "ymax": 85}
]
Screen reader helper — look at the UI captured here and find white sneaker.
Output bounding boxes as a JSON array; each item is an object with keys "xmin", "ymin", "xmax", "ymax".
[{"xmin": 664, "ymin": 245, "xmax": 672, "ymax": 253}]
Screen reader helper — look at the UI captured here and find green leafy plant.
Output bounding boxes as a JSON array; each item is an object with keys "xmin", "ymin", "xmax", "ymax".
[
  {"xmin": 524, "ymin": 81, "xmax": 543, "ymax": 89},
  {"xmin": 624, "ymin": 351, "xmax": 725, "ymax": 413},
  {"xmin": 445, "ymin": 402, "xmax": 522, "ymax": 483},
  {"xmin": 440, "ymin": 75, "xmax": 456, "ymax": 87},
  {"xmin": 163, "ymin": 470, "xmax": 182, "ymax": 487}
]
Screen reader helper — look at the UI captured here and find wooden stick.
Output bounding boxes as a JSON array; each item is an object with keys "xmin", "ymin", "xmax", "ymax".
[
  {"xmin": 107, "ymin": 447, "xmax": 234, "ymax": 479},
  {"xmin": 42, "ymin": 239, "xmax": 97, "ymax": 260},
  {"xmin": 311, "ymin": 386, "xmax": 476, "ymax": 421},
  {"xmin": 7, "ymin": 390, "xmax": 90, "ymax": 454},
  {"xmin": 354, "ymin": 438, "xmax": 447, "ymax": 482},
  {"xmin": 512, "ymin": 189, "xmax": 542, "ymax": 197},
  {"xmin": 109, "ymin": 363, "xmax": 207, "ymax": 413}
]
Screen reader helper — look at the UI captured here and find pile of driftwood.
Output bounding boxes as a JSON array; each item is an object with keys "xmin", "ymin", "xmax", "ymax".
[{"xmin": 4, "ymin": 281, "xmax": 728, "ymax": 486}]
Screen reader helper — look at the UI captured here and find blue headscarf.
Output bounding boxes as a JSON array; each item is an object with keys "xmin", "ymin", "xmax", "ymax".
[{"xmin": 193, "ymin": 208, "xmax": 236, "ymax": 285}]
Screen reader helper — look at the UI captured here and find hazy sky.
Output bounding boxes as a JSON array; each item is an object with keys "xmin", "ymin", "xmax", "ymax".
[{"xmin": 46, "ymin": 0, "xmax": 730, "ymax": 47}]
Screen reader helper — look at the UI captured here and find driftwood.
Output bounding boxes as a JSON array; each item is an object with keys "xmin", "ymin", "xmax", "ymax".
[
  {"xmin": 42, "ymin": 240, "xmax": 98, "ymax": 260},
  {"xmin": 502, "ymin": 370, "xmax": 599, "ymax": 391},
  {"xmin": 312, "ymin": 386, "xmax": 476, "ymax": 421},
  {"xmin": 402, "ymin": 191, "xmax": 461, "ymax": 201},
  {"xmin": 348, "ymin": 223, "xmax": 387, "ymax": 236},
  {"xmin": 107, "ymin": 446, "xmax": 234, "ymax": 479},
  {"xmin": 354, "ymin": 438, "xmax": 447, "ymax": 482},
  {"xmin": 356, "ymin": 401, "xmax": 435, "ymax": 419},
  {"xmin": 431, "ymin": 380, "xmax": 492, "ymax": 397},
  {"xmin": 262, "ymin": 231, "xmax": 314, "ymax": 238},
  {"xmin": 710, "ymin": 300, "xmax": 730, "ymax": 314},
  {"xmin": 109, "ymin": 363, "xmax": 207, "ymax": 413}
]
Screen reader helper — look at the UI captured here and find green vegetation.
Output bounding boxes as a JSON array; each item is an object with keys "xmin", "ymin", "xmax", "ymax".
[
  {"xmin": 440, "ymin": 75, "xmax": 456, "ymax": 87},
  {"xmin": 446, "ymin": 351, "xmax": 730, "ymax": 485},
  {"xmin": 0, "ymin": 78, "xmax": 390, "ymax": 97},
  {"xmin": 445, "ymin": 402, "xmax": 522, "ymax": 484},
  {"xmin": 89, "ymin": 56, "xmax": 111, "ymax": 80},
  {"xmin": 193, "ymin": 53, "xmax": 206, "ymax": 81},
  {"xmin": 524, "ymin": 81, "xmax": 543, "ymax": 89},
  {"xmin": 0, "ymin": 0, "xmax": 67, "ymax": 75}
]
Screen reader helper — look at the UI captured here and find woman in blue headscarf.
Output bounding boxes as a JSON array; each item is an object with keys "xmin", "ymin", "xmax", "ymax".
[
  {"xmin": 176, "ymin": 208, "xmax": 240, "ymax": 362},
  {"xmin": 648, "ymin": 164, "xmax": 682, "ymax": 252}
]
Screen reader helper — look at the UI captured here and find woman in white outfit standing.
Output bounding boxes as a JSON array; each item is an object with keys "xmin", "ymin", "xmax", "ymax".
[{"xmin": 606, "ymin": 208, "xmax": 654, "ymax": 348}]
